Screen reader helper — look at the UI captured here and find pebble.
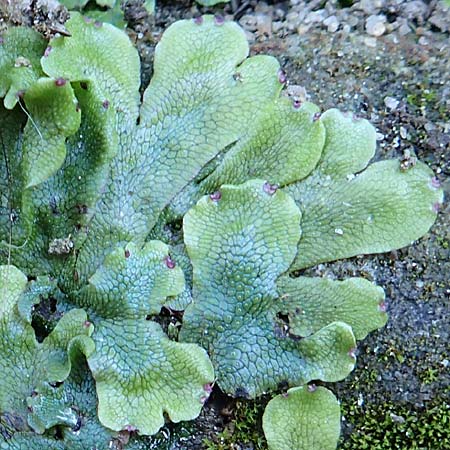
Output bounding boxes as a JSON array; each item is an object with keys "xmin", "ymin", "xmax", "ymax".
[
  {"xmin": 418, "ymin": 36, "xmax": 429, "ymax": 46},
  {"xmin": 390, "ymin": 413, "xmax": 406, "ymax": 424},
  {"xmin": 286, "ymin": 11, "xmax": 300, "ymax": 25},
  {"xmin": 297, "ymin": 24, "xmax": 311, "ymax": 35},
  {"xmin": 424, "ymin": 122, "xmax": 436, "ymax": 132},
  {"xmin": 403, "ymin": 1, "xmax": 428, "ymax": 22},
  {"xmin": 239, "ymin": 14, "xmax": 257, "ymax": 32},
  {"xmin": 366, "ymin": 14, "xmax": 387, "ymax": 37},
  {"xmin": 364, "ymin": 36, "xmax": 378, "ymax": 48},
  {"xmin": 429, "ymin": 12, "xmax": 449, "ymax": 33},
  {"xmin": 323, "ymin": 15, "xmax": 339, "ymax": 33},
  {"xmin": 358, "ymin": 0, "xmax": 385, "ymax": 15},
  {"xmin": 397, "ymin": 18, "xmax": 412, "ymax": 36},
  {"xmin": 272, "ymin": 21, "xmax": 284, "ymax": 33},
  {"xmin": 304, "ymin": 9, "xmax": 328, "ymax": 24},
  {"xmin": 384, "ymin": 96, "xmax": 399, "ymax": 111},
  {"xmin": 256, "ymin": 13, "xmax": 272, "ymax": 36},
  {"xmin": 286, "ymin": 84, "xmax": 308, "ymax": 102}
]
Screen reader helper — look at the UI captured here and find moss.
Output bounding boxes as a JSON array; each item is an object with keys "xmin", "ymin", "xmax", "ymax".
[
  {"xmin": 203, "ymin": 400, "xmax": 268, "ymax": 450},
  {"xmin": 339, "ymin": 399, "xmax": 450, "ymax": 449}
]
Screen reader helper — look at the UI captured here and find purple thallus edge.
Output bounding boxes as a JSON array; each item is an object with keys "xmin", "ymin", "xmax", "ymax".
[
  {"xmin": 348, "ymin": 347, "xmax": 356, "ymax": 359},
  {"xmin": 55, "ymin": 77, "xmax": 66, "ymax": 87},
  {"xmin": 378, "ymin": 301, "xmax": 387, "ymax": 313},
  {"xmin": 214, "ymin": 14, "xmax": 224, "ymax": 26},
  {"xmin": 430, "ymin": 177, "xmax": 441, "ymax": 189},
  {"xmin": 200, "ymin": 382, "xmax": 214, "ymax": 404},
  {"xmin": 209, "ymin": 191, "xmax": 222, "ymax": 202},
  {"xmin": 432, "ymin": 202, "xmax": 441, "ymax": 213},
  {"xmin": 263, "ymin": 182, "xmax": 278, "ymax": 195},
  {"xmin": 44, "ymin": 46, "xmax": 52, "ymax": 57},
  {"xmin": 164, "ymin": 255, "xmax": 176, "ymax": 269},
  {"xmin": 278, "ymin": 69, "xmax": 287, "ymax": 84},
  {"xmin": 293, "ymin": 98, "xmax": 302, "ymax": 109},
  {"xmin": 193, "ymin": 15, "xmax": 203, "ymax": 25},
  {"xmin": 307, "ymin": 384, "xmax": 317, "ymax": 393}
]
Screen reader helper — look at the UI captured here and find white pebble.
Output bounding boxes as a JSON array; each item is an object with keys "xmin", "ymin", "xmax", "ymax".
[{"xmin": 366, "ymin": 15, "xmax": 387, "ymax": 37}]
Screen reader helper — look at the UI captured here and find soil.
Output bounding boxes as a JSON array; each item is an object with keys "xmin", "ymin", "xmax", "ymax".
[{"xmin": 1, "ymin": 0, "xmax": 449, "ymax": 449}]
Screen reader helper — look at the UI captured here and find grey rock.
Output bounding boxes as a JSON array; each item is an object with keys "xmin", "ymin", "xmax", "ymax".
[
  {"xmin": 366, "ymin": 14, "xmax": 387, "ymax": 37},
  {"xmin": 357, "ymin": 0, "xmax": 385, "ymax": 15},
  {"xmin": 323, "ymin": 15, "xmax": 339, "ymax": 33}
]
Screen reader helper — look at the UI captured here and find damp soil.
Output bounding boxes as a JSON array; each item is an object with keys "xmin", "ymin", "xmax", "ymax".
[{"xmin": 1, "ymin": 1, "xmax": 449, "ymax": 449}]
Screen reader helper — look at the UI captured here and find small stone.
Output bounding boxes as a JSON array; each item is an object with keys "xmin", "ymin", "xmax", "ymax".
[
  {"xmin": 400, "ymin": 126, "xmax": 407, "ymax": 139},
  {"xmin": 334, "ymin": 228, "xmax": 344, "ymax": 236},
  {"xmin": 286, "ymin": 84, "xmax": 308, "ymax": 103},
  {"xmin": 357, "ymin": 393, "xmax": 364, "ymax": 406},
  {"xmin": 48, "ymin": 237, "xmax": 74, "ymax": 255},
  {"xmin": 239, "ymin": 14, "xmax": 258, "ymax": 32},
  {"xmin": 256, "ymin": 14, "xmax": 272, "ymax": 36},
  {"xmin": 403, "ymin": 1, "xmax": 429, "ymax": 22},
  {"xmin": 429, "ymin": 12, "xmax": 449, "ymax": 33},
  {"xmin": 14, "ymin": 56, "xmax": 31, "ymax": 68},
  {"xmin": 365, "ymin": 15, "xmax": 386, "ymax": 37},
  {"xmin": 424, "ymin": 122, "xmax": 436, "ymax": 132},
  {"xmin": 304, "ymin": 9, "xmax": 328, "ymax": 24},
  {"xmin": 297, "ymin": 24, "xmax": 311, "ymax": 35},
  {"xmin": 364, "ymin": 36, "xmax": 378, "ymax": 48},
  {"xmin": 323, "ymin": 15, "xmax": 339, "ymax": 33},
  {"xmin": 397, "ymin": 19, "xmax": 412, "ymax": 36},
  {"xmin": 272, "ymin": 21, "xmax": 284, "ymax": 33},
  {"xmin": 384, "ymin": 96, "xmax": 399, "ymax": 111},
  {"xmin": 418, "ymin": 36, "xmax": 429, "ymax": 46},
  {"xmin": 286, "ymin": 12, "xmax": 300, "ymax": 26},
  {"xmin": 359, "ymin": 0, "xmax": 384, "ymax": 15},
  {"xmin": 390, "ymin": 413, "xmax": 406, "ymax": 424}
]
